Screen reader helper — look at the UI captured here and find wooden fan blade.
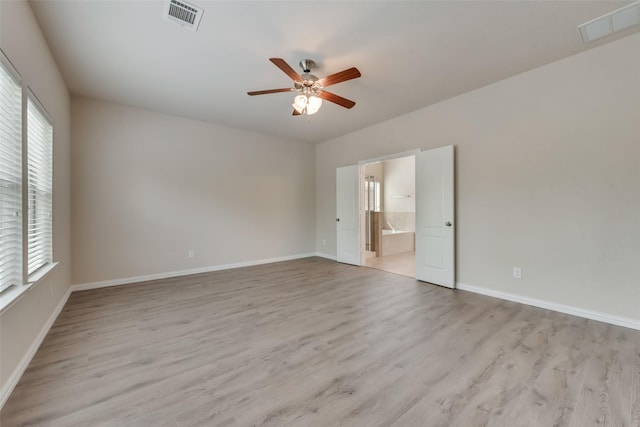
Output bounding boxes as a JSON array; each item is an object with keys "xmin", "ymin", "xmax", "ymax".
[
  {"xmin": 317, "ymin": 67, "xmax": 361, "ymax": 87},
  {"xmin": 270, "ymin": 58, "xmax": 303, "ymax": 83},
  {"xmin": 247, "ymin": 88, "xmax": 293, "ymax": 96},
  {"xmin": 318, "ymin": 91, "xmax": 356, "ymax": 109},
  {"xmin": 292, "ymin": 109, "xmax": 302, "ymax": 116}
]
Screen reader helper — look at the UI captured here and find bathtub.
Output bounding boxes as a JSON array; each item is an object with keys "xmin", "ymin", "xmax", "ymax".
[{"xmin": 380, "ymin": 229, "xmax": 415, "ymax": 256}]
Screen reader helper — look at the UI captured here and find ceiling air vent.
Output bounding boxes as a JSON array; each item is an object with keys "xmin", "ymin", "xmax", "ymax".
[
  {"xmin": 578, "ymin": 1, "xmax": 640, "ymax": 43},
  {"xmin": 164, "ymin": 0, "xmax": 204, "ymax": 31}
]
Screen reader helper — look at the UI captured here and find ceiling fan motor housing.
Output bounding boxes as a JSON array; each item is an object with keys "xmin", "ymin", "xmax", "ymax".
[
  {"xmin": 299, "ymin": 59, "xmax": 316, "ymax": 73},
  {"xmin": 297, "ymin": 59, "xmax": 320, "ymax": 92}
]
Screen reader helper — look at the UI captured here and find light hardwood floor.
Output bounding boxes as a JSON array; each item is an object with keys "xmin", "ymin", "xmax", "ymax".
[{"xmin": 2, "ymin": 257, "xmax": 639, "ymax": 426}]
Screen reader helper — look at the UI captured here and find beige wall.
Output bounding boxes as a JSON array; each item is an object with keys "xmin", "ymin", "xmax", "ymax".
[
  {"xmin": 316, "ymin": 32, "xmax": 640, "ymax": 321},
  {"xmin": 71, "ymin": 97, "xmax": 316, "ymax": 285},
  {"xmin": 0, "ymin": 1, "xmax": 71, "ymax": 395}
]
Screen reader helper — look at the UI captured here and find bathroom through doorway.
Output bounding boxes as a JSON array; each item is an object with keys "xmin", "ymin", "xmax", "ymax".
[{"xmin": 361, "ymin": 155, "xmax": 416, "ymax": 278}]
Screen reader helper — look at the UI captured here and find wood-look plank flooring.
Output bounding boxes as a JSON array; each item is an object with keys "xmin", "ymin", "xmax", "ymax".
[{"xmin": 2, "ymin": 257, "xmax": 639, "ymax": 426}]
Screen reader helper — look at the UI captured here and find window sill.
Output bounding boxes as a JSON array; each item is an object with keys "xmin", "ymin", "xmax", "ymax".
[
  {"xmin": 0, "ymin": 261, "xmax": 59, "ymax": 315},
  {"xmin": 28, "ymin": 261, "xmax": 59, "ymax": 284}
]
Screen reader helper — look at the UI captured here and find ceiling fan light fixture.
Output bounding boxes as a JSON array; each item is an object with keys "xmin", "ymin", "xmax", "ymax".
[
  {"xmin": 292, "ymin": 93, "xmax": 322, "ymax": 115},
  {"xmin": 292, "ymin": 94, "xmax": 308, "ymax": 113},
  {"xmin": 306, "ymin": 95, "xmax": 322, "ymax": 115},
  {"xmin": 248, "ymin": 58, "xmax": 360, "ymax": 116}
]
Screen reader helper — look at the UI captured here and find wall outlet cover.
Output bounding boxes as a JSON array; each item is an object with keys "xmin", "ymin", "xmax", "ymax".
[{"xmin": 513, "ymin": 267, "xmax": 522, "ymax": 279}]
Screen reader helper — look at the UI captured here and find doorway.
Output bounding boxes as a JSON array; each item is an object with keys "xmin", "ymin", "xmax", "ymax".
[
  {"xmin": 361, "ymin": 156, "xmax": 416, "ymax": 278},
  {"xmin": 336, "ymin": 145, "xmax": 455, "ymax": 288}
]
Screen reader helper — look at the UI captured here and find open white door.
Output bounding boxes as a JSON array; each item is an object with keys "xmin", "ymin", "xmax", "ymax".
[
  {"xmin": 336, "ymin": 165, "xmax": 360, "ymax": 265},
  {"xmin": 415, "ymin": 145, "xmax": 455, "ymax": 287}
]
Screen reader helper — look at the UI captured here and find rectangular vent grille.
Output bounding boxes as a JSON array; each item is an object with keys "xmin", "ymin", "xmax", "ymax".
[
  {"xmin": 164, "ymin": 0, "xmax": 203, "ymax": 31},
  {"xmin": 578, "ymin": 1, "xmax": 640, "ymax": 43}
]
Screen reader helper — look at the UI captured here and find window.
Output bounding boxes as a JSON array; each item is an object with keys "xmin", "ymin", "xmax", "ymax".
[
  {"xmin": 0, "ymin": 55, "xmax": 23, "ymax": 293},
  {"xmin": 27, "ymin": 96, "xmax": 53, "ymax": 276},
  {"xmin": 0, "ymin": 50, "xmax": 55, "ymax": 302},
  {"xmin": 364, "ymin": 177, "xmax": 381, "ymax": 212}
]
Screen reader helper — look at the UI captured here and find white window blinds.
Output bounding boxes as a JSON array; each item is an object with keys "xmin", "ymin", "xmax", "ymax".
[
  {"xmin": 27, "ymin": 96, "xmax": 53, "ymax": 276},
  {"xmin": 0, "ymin": 56, "xmax": 23, "ymax": 292}
]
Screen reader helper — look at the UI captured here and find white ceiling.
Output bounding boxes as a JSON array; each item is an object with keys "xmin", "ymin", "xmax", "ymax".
[{"xmin": 30, "ymin": 1, "xmax": 637, "ymax": 144}]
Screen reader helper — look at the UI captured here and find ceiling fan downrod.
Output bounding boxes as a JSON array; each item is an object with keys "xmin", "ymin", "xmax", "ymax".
[{"xmin": 299, "ymin": 59, "xmax": 316, "ymax": 74}]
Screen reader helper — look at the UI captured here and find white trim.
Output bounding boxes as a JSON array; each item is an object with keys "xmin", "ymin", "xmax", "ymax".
[
  {"xmin": 0, "ymin": 48, "xmax": 21, "ymax": 84},
  {"xmin": 315, "ymin": 252, "xmax": 337, "ymax": 261},
  {"xmin": 26, "ymin": 87, "xmax": 53, "ymax": 124},
  {"xmin": 0, "ymin": 262, "xmax": 60, "ymax": 315},
  {"xmin": 456, "ymin": 282, "xmax": 640, "ymax": 331},
  {"xmin": 71, "ymin": 253, "xmax": 317, "ymax": 291},
  {"xmin": 0, "ymin": 284, "xmax": 30, "ymax": 315},
  {"xmin": 28, "ymin": 261, "xmax": 59, "ymax": 285},
  {"xmin": 0, "ymin": 286, "xmax": 71, "ymax": 409},
  {"xmin": 357, "ymin": 149, "xmax": 420, "ymax": 166}
]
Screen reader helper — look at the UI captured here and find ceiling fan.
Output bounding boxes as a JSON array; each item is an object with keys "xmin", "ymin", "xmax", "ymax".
[{"xmin": 247, "ymin": 58, "xmax": 361, "ymax": 116}]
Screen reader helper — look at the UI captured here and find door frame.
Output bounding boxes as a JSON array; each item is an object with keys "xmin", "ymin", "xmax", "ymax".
[
  {"xmin": 342, "ymin": 147, "xmax": 455, "ymax": 287},
  {"xmin": 357, "ymin": 149, "xmax": 421, "ymax": 166},
  {"xmin": 358, "ymin": 150, "xmax": 420, "ymax": 265}
]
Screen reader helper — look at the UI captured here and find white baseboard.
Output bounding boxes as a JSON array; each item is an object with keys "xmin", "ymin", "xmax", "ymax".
[
  {"xmin": 456, "ymin": 282, "xmax": 640, "ymax": 331},
  {"xmin": 71, "ymin": 253, "xmax": 318, "ymax": 291},
  {"xmin": 0, "ymin": 286, "xmax": 72, "ymax": 409},
  {"xmin": 314, "ymin": 252, "xmax": 337, "ymax": 261}
]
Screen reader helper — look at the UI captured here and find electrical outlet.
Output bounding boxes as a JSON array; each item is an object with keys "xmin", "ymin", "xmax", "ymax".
[
  {"xmin": 322, "ymin": 239, "xmax": 327, "ymax": 246},
  {"xmin": 168, "ymin": 251, "xmax": 175, "ymax": 260},
  {"xmin": 513, "ymin": 267, "xmax": 522, "ymax": 279},
  {"xmin": 188, "ymin": 250, "xmax": 195, "ymax": 259}
]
